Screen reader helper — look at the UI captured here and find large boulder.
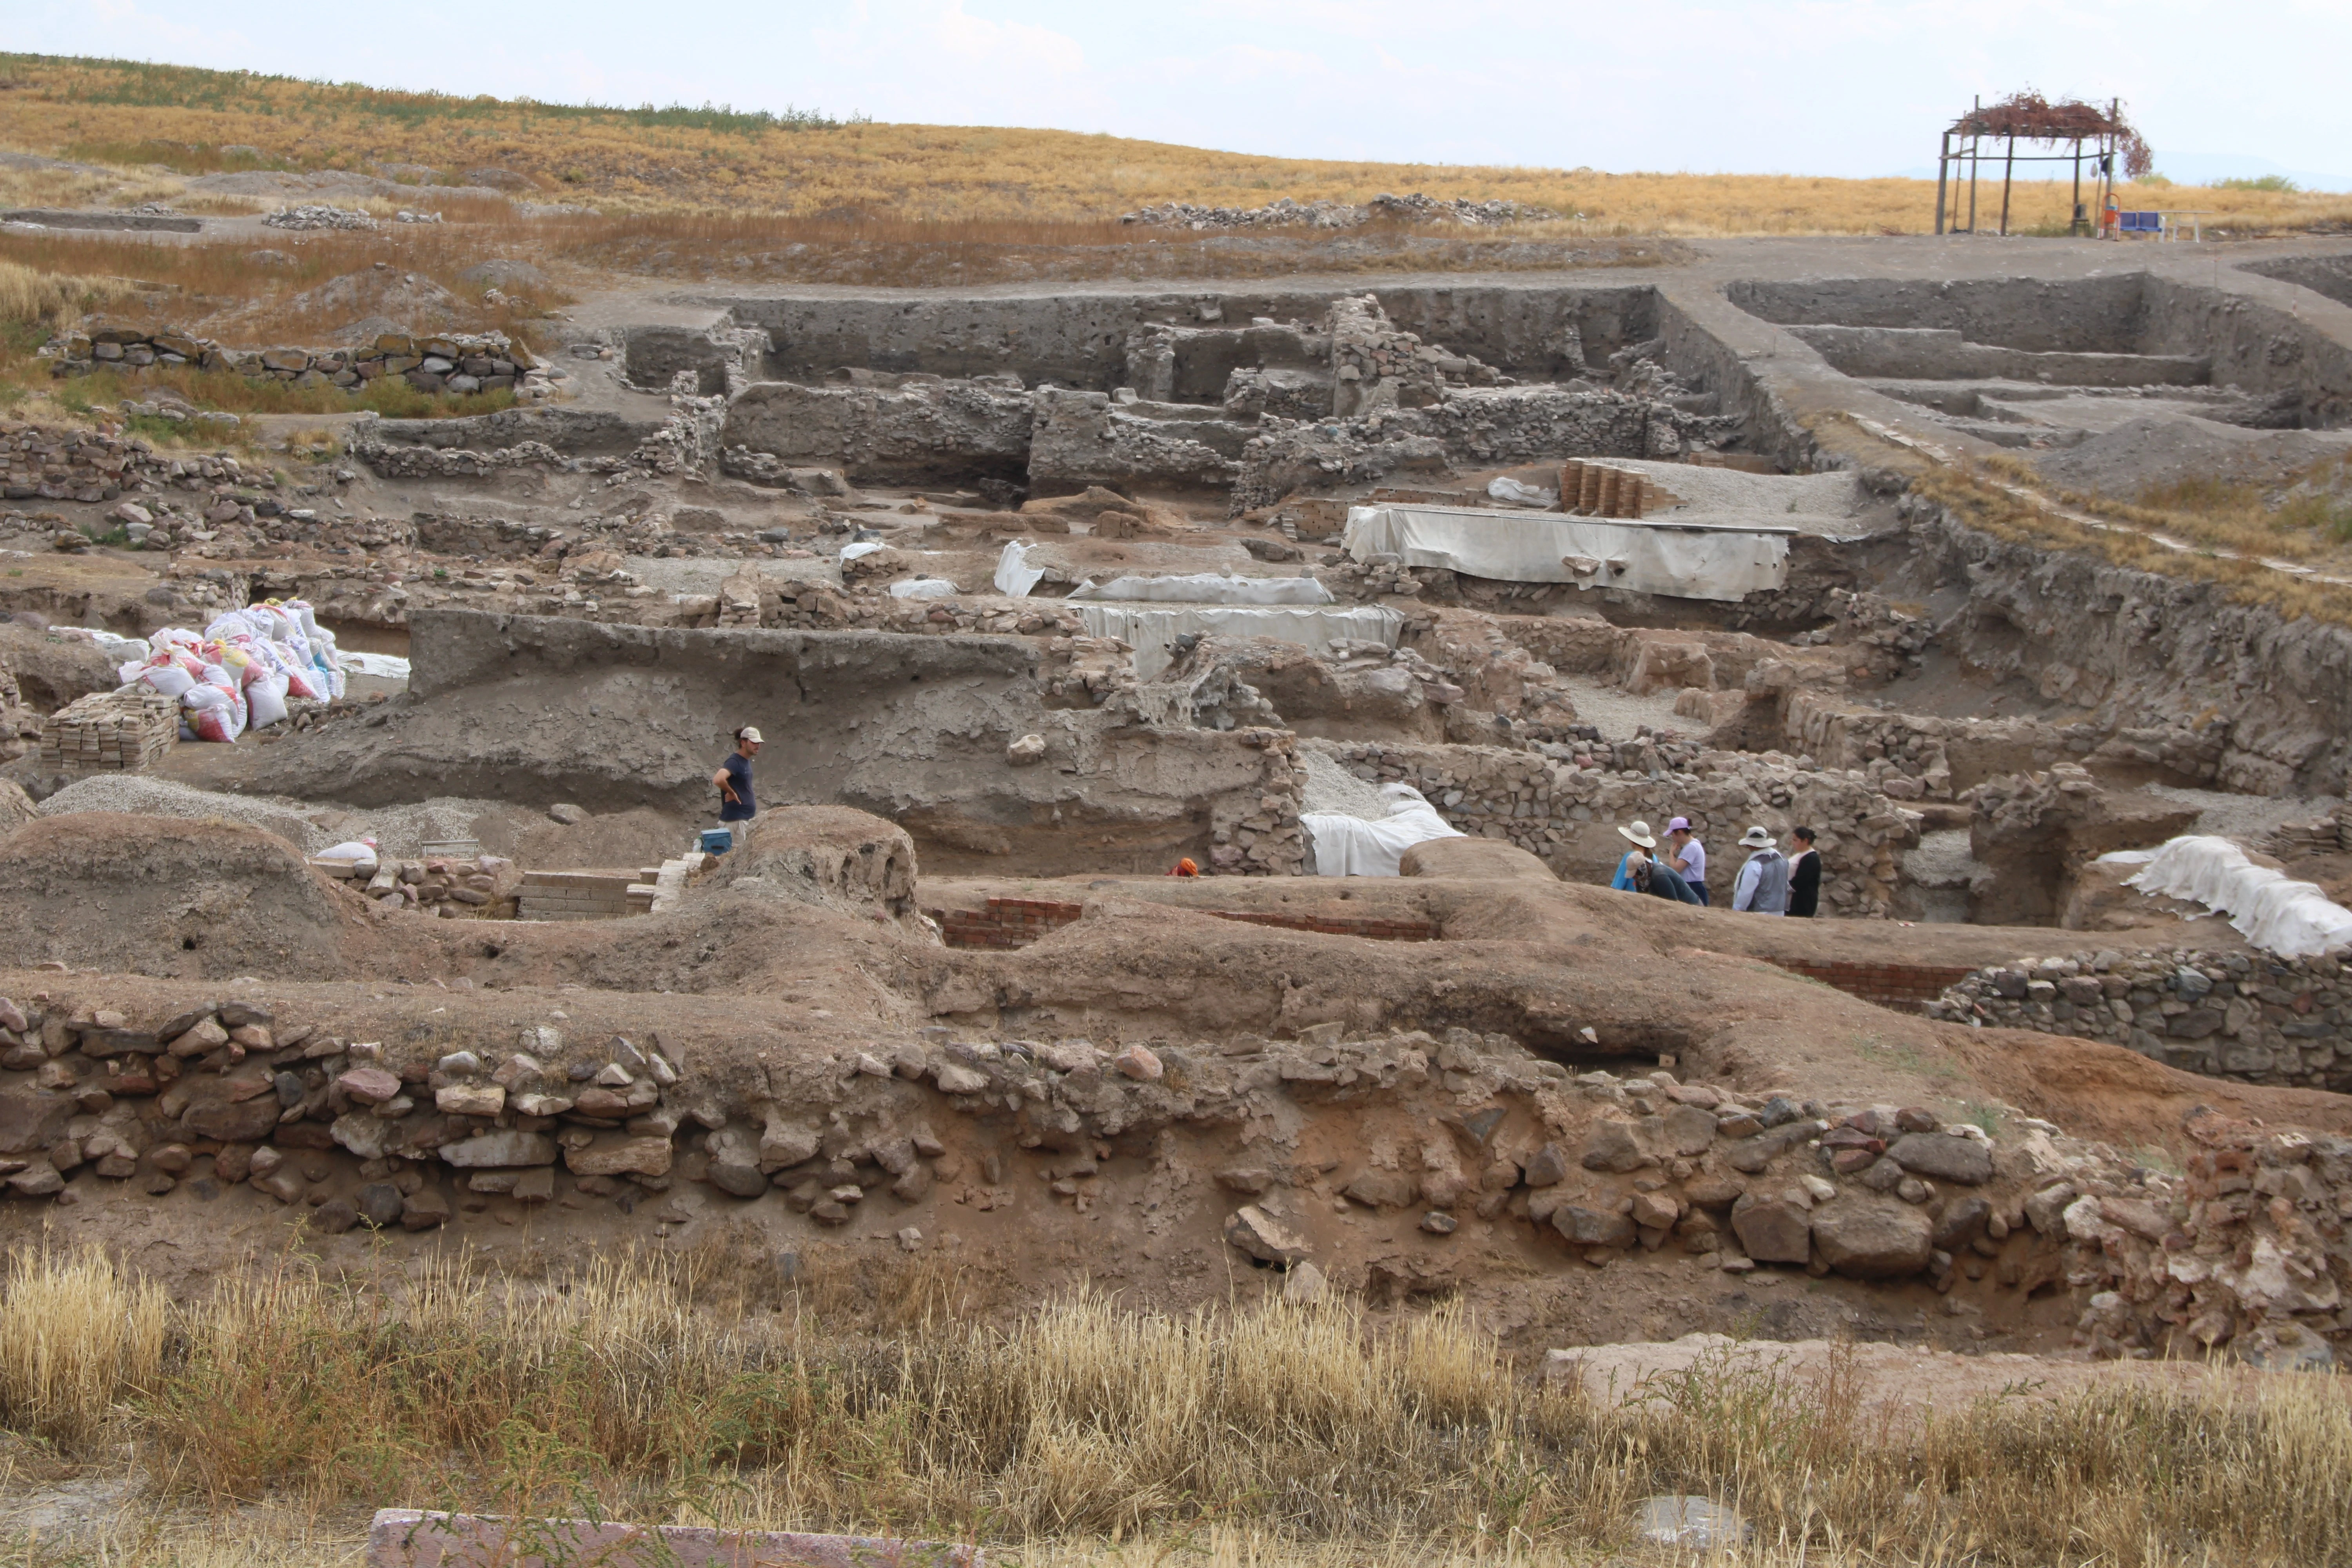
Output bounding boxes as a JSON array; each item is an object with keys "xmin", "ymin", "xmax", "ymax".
[
  {"xmin": 1730, "ymin": 1192, "xmax": 1812, "ymax": 1264},
  {"xmin": 1888, "ymin": 1131, "xmax": 1994, "ymax": 1186},
  {"xmin": 1809, "ymin": 1199, "xmax": 1933, "ymax": 1279}
]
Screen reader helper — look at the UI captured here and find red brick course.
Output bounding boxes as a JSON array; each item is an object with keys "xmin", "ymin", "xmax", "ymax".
[
  {"xmin": 932, "ymin": 897, "xmax": 1435, "ymax": 951},
  {"xmin": 1764, "ymin": 958, "xmax": 1978, "ymax": 1014}
]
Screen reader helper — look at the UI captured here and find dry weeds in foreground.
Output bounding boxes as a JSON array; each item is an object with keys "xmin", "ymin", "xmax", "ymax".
[{"xmin": 0, "ymin": 1244, "xmax": 2342, "ymax": 1567}]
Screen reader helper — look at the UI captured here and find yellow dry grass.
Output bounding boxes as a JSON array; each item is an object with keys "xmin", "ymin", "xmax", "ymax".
[
  {"xmin": 0, "ymin": 1245, "xmax": 169, "ymax": 1446},
  {"xmin": 3, "ymin": 53, "xmax": 2350, "ymax": 234},
  {"xmin": 0, "ymin": 259, "xmax": 132, "ymax": 331},
  {"xmin": 0, "ymin": 1243, "xmax": 2343, "ymax": 1566},
  {"xmin": 1908, "ymin": 458, "xmax": 2352, "ymax": 626}
]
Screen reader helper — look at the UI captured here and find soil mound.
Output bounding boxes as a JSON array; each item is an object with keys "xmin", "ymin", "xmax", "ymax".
[
  {"xmin": 0, "ymin": 814, "xmax": 377, "ymax": 978},
  {"xmin": 702, "ymin": 806, "xmax": 927, "ymax": 935},
  {"xmin": 2034, "ymin": 414, "xmax": 2352, "ymax": 501}
]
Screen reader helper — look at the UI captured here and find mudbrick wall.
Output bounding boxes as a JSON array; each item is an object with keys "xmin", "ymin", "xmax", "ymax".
[
  {"xmin": 1318, "ymin": 740, "xmax": 1917, "ymax": 912},
  {"xmin": 1928, "ymin": 947, "xmax": 2352, "ymax": 1094}
]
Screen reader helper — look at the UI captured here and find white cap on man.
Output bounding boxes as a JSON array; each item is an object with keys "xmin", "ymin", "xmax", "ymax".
[{"xmin": 1738, "ymin": 825, "xmax": 1775, "ymax": 848}]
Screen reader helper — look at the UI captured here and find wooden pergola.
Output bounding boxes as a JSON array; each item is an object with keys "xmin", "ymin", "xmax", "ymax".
[{"xmin": 1935, "ymin": 93, "xmax": 2153, "ymax": 236}]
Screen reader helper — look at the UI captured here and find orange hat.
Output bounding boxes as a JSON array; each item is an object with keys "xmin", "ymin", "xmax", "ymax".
[{"xmin": 1169, "ymin": 858, "xmax": 1200, "ymax": 877}]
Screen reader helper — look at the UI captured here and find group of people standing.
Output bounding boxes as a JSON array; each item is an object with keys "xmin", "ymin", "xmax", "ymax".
[{"xmin": 1610, "ymin": 818, "xmax": 1820, "ymax": 916}]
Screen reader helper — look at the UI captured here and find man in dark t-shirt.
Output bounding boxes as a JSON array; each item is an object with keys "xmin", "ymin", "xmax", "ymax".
[{"xmin": 713, "ymin": 726, "xmax": 762, "ymax": 824}]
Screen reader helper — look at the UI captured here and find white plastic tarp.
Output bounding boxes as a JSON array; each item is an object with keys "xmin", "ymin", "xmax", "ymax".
[
  {"xmin": 2109, "ymin": 834, "xmax": 2352, "ymax": 958},
  {"xmin": 1343, "ymin": 504, "xmax": 1792, "ymax": 602},
  {"xmin": 1303, "ymin": 783, "xmax": 1465, "ymax": 877},
  {"xmin": 338, "ymin": 651, "xmax": 412, "ymax": 680},
  {"xmin": 995, "ymin": 541, "xmax": 1048, "ymax": 598},
  {"xmin": 1067, "ymin": 573, "xmax": 1335, "ymax": 606},
  {"xmin": 1076, "ymin": 604, "xmax": 1403, "ymax": 680},
  {"xmin": 888, "ymin": 577, "xmax": 958, "ymax": 599}
]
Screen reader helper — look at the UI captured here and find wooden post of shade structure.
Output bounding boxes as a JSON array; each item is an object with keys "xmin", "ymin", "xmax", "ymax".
[
  {"xmin": 1999, "ymin": 132, "xmax": 2016, "ymax": 236},
  {"xmin": 1935, "ymin": 131, "xmax": 1951, "ymax": 234}
]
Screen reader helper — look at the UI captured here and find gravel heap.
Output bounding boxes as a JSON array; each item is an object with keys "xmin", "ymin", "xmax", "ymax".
[
  {"xmin": 1297, "ymin": 744, "xmax": 1395, "ymax": 820},
  {"xmin": 36, "ymin": 778, "xmax": 506, "ymax": 858},
  {"xmin": 39, "ymin": 775, "xmax": 328, "ymax": 851}
]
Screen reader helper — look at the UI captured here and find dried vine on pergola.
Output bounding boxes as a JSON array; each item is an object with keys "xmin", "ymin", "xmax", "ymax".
[{"xmin": 1936, "ymin": 91, "xmax": 2149, "ymax": 237}]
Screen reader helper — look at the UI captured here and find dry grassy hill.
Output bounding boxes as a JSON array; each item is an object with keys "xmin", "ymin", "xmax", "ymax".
[{"xmin": 4, "ymin": 53, "xmax": 2350, "ymax": 235}]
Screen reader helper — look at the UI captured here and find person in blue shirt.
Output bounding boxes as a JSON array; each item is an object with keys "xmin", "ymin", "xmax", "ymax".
[
  {"xmin": 711, "ymin": 726, "xmax": 762, "ymax": 826},
  {"xmin": 1610, "ymin": 820, "xmax": 1700, "ymax": 904}
]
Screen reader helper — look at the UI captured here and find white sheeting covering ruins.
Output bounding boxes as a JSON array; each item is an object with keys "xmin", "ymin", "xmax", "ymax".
[
  {"xmin": 1303, "ymin": 783, "xmax": 1464, "ymax": 877},
  {"xmin": 1343, "ymin": 504, "xmax": 1793, "ymax": 602},
  {"xmin": 1068, "ymin": 573, "xmax": 1334, "ymax": 605},
  {"xmin": 2107, "ymin": 835, "xmax": 2352, "ymax": 958},
  {"xmin": 994, "ymin": 541, "xmax": 1048, "ymax": 597},
  {"xmin": 1076, "ymin": 604, "xmax": 1403, "ymax": 680}
]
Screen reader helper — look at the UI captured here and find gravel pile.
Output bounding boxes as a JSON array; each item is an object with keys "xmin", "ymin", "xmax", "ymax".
[
  {"xmin": 39, "ymin": 776, "xmax": 329, "ymax": 851},
  {"xmin": 1297, "ymin": 745, "xmax": 1394, "ymax": 820},
  {"xmin": 36, "ymin": 779, "xmax": 506, "ymax": 858},
  {"xmin": 2141, "ymin": 784, "xmax": 2322, "ymax": 844},
  {"xmin": 1555, "ymin": 676, "xmax": 1688, "ymax": 741},
  {"xmin": 347, "ymin": 798, "xmax": 504, "ymax": 858},
  {"xmin": 2031, "ymin": 414, "xmax": 2352, "ymax": 501}
]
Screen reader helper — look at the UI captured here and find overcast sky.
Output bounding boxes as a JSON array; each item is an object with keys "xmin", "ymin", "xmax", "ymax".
[{"xmin": 16, "ymin": 0, "xmax": 2352, "ymax": 185}]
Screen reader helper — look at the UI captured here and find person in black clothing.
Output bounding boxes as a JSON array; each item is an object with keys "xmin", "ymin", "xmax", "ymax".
[
  {"xmin": 1786, "ymin": 826, "xmax": 1822, "ymax": 917},
  {"xmin": 712, "ymin": 726, "xmax": 762, "ymax": 827}
]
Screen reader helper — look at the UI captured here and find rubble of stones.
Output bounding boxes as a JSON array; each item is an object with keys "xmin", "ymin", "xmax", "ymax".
[
  {"xmin": 1120, "ymin": 194, "xmax": 1555, "ymax": 230},
  {"xmin": 45, "ymin": 325, "xmax": 557, "ymax": 402},
  {"xmin": 345, "ymin": 852, "xmax": 521, "ymax": 917},
  {"xmin": 262, "ymin": 205, "xmax": 381, "ymax": 231},
  {"xmin": 1931, "ymin": 948, "xmax": 2352, "ymax": 1094}
]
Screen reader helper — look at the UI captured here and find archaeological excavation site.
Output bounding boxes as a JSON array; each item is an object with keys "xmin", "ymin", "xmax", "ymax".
[{"xmin": 5, "ymin": 183, "xmax": 2352, "ymax": 1559}]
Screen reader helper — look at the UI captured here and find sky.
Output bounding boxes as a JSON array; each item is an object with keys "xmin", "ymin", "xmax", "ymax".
[{"xmin": 14, "ymin": 0, "xmax": 2352, "ymax": 187}]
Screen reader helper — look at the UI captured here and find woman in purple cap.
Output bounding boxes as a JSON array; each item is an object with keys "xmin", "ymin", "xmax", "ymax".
[{"xmin": 1662, "ymin": 817, "xmax": 1709, "ymax": 905}]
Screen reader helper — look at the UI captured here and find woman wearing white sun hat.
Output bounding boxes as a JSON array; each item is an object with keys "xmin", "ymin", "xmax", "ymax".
[{"xmin": 1610, "ymin": 820, "xmax": 1699, "ymax": 904}]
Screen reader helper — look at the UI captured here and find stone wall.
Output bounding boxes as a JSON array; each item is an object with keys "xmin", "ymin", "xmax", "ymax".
[
  {"xmin": 1317, "ymin": 739, "xmax": 1916, "ymax": 913},
  {"xmin": 1026, "ymin": 389, "xmax": 1243, "ymax": 494},
  {"xmin": 47, "ymin": 325, "xmax": 552, "ymax": 401},
  {"xmin": 1, "ymin": 421, "xmax": 166, "ymax": 502},
  {"xmin": 1229, "ymin": 386, "xmax": 1738, "ymax": 514},
  {"xmin": 352, "ymin": 393, "xmax": 722, "ymax": 483},
  {"xmin": 1782, "ymin": 690, "xmax": 2230, "ymax": 801},
  {"xmin": 719, "ymin": 379, "xmax": 1033, "ymax": 486},
  {"xmin": 1927, "ymin": 947, "xmax": 2352, "ymax": 1094}
]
